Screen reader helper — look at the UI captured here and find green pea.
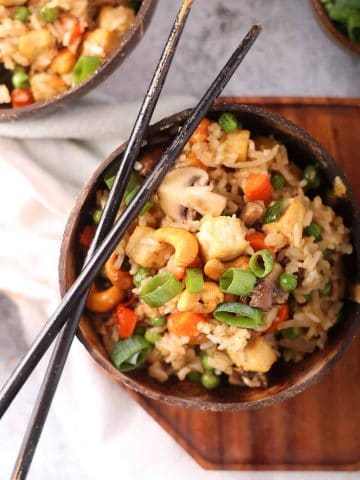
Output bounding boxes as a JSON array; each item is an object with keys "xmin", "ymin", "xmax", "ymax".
[
  {"xmin": 144, "ymin": 329, "xmax": 160, "ymax": 345},
  {"xmin": 303, "ymin": 165, "xmax": 321, "ymax": 189},
  {"xmin": 270, "ymin": 173, "xmax": 286, "ymax": 190},
  {"xmin": 40, "ymin": 5, "xmax": 60, "ymax": 23},
  {"xmin": 133, "ymin": 267, "xmax": 150, "ymax": 287},
  {"xmin": 200, "ymin": 352, "xmax": 214, "ymax": 372},
  {"xmin": 304, "ymin": 223, "xmax": 322, "ymax": 241},
  {"xmin": 201, "ymin": 372, "xmax": 220, "ymax": 390},
  {"xmin": 12, "ymin": 69, "xmax": 30, "ymax": 89},
  {"xmin": 150, "ymin": 316, "xmax": 166, "ymax": 327},
  {"xmin": 92, "ymin": 209, "xmax": 102, "ymax": 225},
  {"xmin": 279, "ymin": 273, "xmax": 298, "ymax": 292},
  {"xmin": 134, "ymin": 326, "xmax": 146, "ymax": 336},
  {"xmin": 281, "ymin": 327, "xmax": 304, "ymax": 339},
  {"xmin": 323, "ymin": 248, "xmax": 332, "ymax": 259},
  {"xmin": 320, "ymin": 282, "xmax": 332, "ymax": 297},
  {"xmin": 187, "ymin": 371, "xmax": 202, "ymax": 383},
  {"xmin": 72, "ymin": 55, "xmax": 101, "ymax": 84},
  {"xmin": 263, "ymin": 200, "xmax": 283, "ymax": 224},
  {"xmin": 218, "ymin": 112, "xmax": 240, "ymax": 133},
  {"xmin": 13, "ymin": 6, "xmax": 30, "ymax": 22}
]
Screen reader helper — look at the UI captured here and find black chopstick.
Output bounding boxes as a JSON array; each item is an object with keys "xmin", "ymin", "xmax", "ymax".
[
  {"xmin": 10, "ymin": 1, "xmax": 195, "ymax": 479},
  {"xmin": 0, "ymin": 24, "xmax": 261, "ymax": 427}
]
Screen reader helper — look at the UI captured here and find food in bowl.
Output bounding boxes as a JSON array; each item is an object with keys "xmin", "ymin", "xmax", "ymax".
[
  {"xmin": 78, "ymin": 112, "xmax": 352, "ymax": 391},
  {"xmin": 0, "ymin": 0, "xmax": 139, "ymax": 108},
  {"xmin": 320, "ymin": 0, "xmax": 360, "ymax": 44}
]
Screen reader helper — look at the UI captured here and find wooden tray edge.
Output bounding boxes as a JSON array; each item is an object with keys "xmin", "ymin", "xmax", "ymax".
[{"xmin": 218, "ymin": 96, "xmax": 360, "ymax": 107}]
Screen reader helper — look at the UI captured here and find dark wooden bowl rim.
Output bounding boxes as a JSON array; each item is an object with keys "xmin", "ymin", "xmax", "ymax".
[
  {"xmin": 0, "ymin": 0, "xmax": 157, "ymax": 121},
  {"xmin": 59, "ymin": 101, "xmax": 360, "ymax": 411}
]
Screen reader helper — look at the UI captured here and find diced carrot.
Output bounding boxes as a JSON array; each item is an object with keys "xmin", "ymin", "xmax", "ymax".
[
  {"xmin": 266, "ymin": 304, "xmax": 289, "ymax": 333},
  {"xmin": 11, "ymin": 89, "xmax": 34, "ymax": 109},
  {"xmin": 79, "ymin": 225, "xmax": 95, "ymax": 248},
  {"xmin": 58, "ymin": 14, "xmax": 83, "ymax": 46},
  {"xmin": 243, "ymin": 174, "xmax": 274, "ymax": 202},
  {"xmin": 246, "ymin": 231, "xmax": 267, "ymax": 251},
  {"xmin": 115, "ymin": 304, "xmax": 137, "ymax": 339},
  {"xmin": 168, "ymin": 312, "xmax": 205, "ymax": 342},
  {"xmin": 189, "ymin": 118, "xmax": 211, "ymax": 144},
  {"xmin": 187, "ymin": 256, "xmax": 202, "ymax": 268},
  {"xmin": 187, "ymin": 152, "xmax": 204, "ymax": 168}
]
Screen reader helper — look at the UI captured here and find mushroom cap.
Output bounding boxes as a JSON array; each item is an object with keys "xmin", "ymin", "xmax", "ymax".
[{"xmin": 158, "ymin": 166, "xmax": 227, "ymax": 220}]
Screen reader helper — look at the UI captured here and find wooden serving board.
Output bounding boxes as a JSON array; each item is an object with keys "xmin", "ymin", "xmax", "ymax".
[{"xmin": 130, "ymin": 97, "xmax": 360, "ymax": 471}]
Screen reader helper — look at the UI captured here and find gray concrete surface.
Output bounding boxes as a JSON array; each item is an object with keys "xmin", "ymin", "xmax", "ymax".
[{"xmin": 1, "ymin": 0, "xmax": 359, "ymax": 479}]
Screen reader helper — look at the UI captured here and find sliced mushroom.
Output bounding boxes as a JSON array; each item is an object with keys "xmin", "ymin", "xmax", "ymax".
[
  {"xmin": 240, "ymin": 201, "xmax": 265, "ymax": 227},
  {"xmin": 249, "ymin": 263, "xmax": 288, "ymax": 311},
  {"xmin": 158, "ymin": 167, "xmax": 227, "ymax": 221}
]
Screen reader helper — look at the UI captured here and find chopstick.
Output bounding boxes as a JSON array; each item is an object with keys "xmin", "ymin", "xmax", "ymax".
[
  {"xmin": 10, "ymin": 1, "xmax": 195, "ymax": 478},
  {"xmin": 0, "ymin": 25, "xmax": 261, "ymax": 425}
]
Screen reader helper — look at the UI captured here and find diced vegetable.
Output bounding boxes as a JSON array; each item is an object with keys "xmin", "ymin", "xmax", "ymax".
[
  {"xmin": 185, "ymin": 268, "xmax": 204, "ymax": 294},
  {"xmin": 72, "ymin": 55, "xmax": 101, "ymax": 84},
  {"xmin": 167, "ymin": 312, "xmax": 205, "ymax": 340},
  {"xmin": 11, "ymin": 89, "xmax": 34, "ymax": 108},
  {"xmin": 133, "ymin": 267, "xmax": 150, "ymax": 287},
  {"xmin": 249, "ymin": 249, "xmax": 274, "ymax": 278},
  {"xmin": 134, "ymin": 325, "xmax": 146, "ymax": 336},
  {"xmin": 201, "ymin": 372, "xmax": 220, "ymax": 389},
  {"xmin": 150, "ymin": 316, "xmax": 166, "ymax": 327},
  {"xmin": 303, "ymin": 165, "xmax": 321, "ymax": 189},
  {"xmin": 12, "ymin": 69, "xmax": 30, "ymax": 89},
  {"xmin": 111, "ymin": 335, "xmax": 152, "ymax": 371},
  {"xmin": 79, "ymin": 225, "xmax": 94, "ymax": 248},
  {"xmin": 304, "ymin": 222, "xmax": 322, "ymax": 241},
  {"xmin": 348, "ymin": 11, "xmax": 360, "ymax": 42},
  {"xmin": 270, "ymin": 173, "xmax": 286, "ymax": 190},
  {"xmin": 246, "ymin": 231, "xmax": 267, "ymax": 251},
  {"xmin": 190, "ymin": 118, "xmax": 210, "ymax": 144},
  {"xmin": 115, "ymin": 304, "xmax": 137, "ymax": 339},
  {"xmin": 280, "ymin": 327, "xmax": 304, "ymax": 339},
  {"xmin": 214, "ymin": 302, "xmax": 263, "ymax": 328},
  {"xmin": 13, "ymin": 6, "xmax": 30, "ymax": 23},
  {"xmin": 220, "ymin": 268, "xmax": 257, "ymax": 296},
  {"xmin": 266, "ymin": 303, "xmax": 290, "ymax": 333},
  {"xmin": 40, "ymin": 5, "xmax": 60, "ymax": 23},
  {"xmin": 279, "ymin": 272, "xmax": 298, "ymax": 292},
  {"xmin": 243, "ymin": 174, "xmax": 274, "ymax": 202},
  {"xmin": 144, "ymin": 329, "xmax": 160, "ymax": 345},
  {"xmin": 139, "ymin": 272, "xmax": 182, "ymax": 307},
  {"xmin": 218, "ymin": 112, "xmax": 240, "ymax": 133},
  {"xmin": 200, "ymin": 352, "xmax": 214, "ymax": 372},
  {"xmin": 263, "ymin": 200, "xmax": 284, "ymax": 224},
  {"xmin": 92, "ymin": 208, "xmax": 102, "ymax": 224}
]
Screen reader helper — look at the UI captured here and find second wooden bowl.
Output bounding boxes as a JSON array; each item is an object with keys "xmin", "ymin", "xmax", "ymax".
[
  {"xmin": 0, "ymin": 0, "xmax": 157, "ymax": 121},
  {"xmin": 59, "ymin": 101, "xmax": 360, "ymax": 411}
]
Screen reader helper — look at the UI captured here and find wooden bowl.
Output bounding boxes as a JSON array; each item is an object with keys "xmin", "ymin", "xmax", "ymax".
[
  {"xmin": 310, "ymin": 0, "xmax": 360, "ymax": 55},
  {"xmin": 0, "ymin": 0, "xmax": 157, "ymax": 121},
  {"xmin": 59, "ymin": 101, "xmax": 360, "ymax": 411}
]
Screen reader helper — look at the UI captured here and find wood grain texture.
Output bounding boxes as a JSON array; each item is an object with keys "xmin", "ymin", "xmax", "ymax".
[{"xmin": 130, "ymin": 97, "xmax": 360, "ymax": 470}]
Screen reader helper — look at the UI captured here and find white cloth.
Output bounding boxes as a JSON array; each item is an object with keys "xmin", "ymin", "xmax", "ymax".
[{"xmin": 0, "ymin": 93, "xmax": 353, "ymax": 480}]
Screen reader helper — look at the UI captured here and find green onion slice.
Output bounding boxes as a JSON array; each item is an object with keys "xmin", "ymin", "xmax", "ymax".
[
  {"xmin": 139, "ymin": 272, "xmax": 182, "ymax": 307},
  {"xmin": 214, "ymin": 302, "xmax": 263, "ymax": 328},
  {"xmin": 185, "ymin": 268, "xmax": 204, "ymax": 293},
  {"xmin": 111, "ymin": 336, "xmax": 152, "ymax": 372},
  {"xmin": 220, "ymin": 268, "xmax": 256, "ymax": 295},
  {"xmin": 249, "ymin": 249, "xmax": 274, "ymax": 278},
  {"xmin": 133, "ymin": 267, "xmax": 150, "ymax": 288},
  {"xmin": 263, "ymin": 200, "xmax": 284, "ymax": 224}
]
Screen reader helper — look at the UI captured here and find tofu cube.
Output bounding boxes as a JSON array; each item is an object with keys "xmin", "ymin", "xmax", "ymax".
[
  {"xmin": 233, "ymin": 335, "xmax": 277, "ymax": 372},
  {"xmin": 222, "ymin": 129, "xmax": 250, "ymax": 164},
  {"xmin": 82, "ymin": 28, "xmax": 118, "ymax": 58},
  {"xmin": 196, "ymin": 215, "xmax": 248, "ymax": 261},
  {"xmin": 18, "ymin": 29, "xmax": 55, "ymax": 63},
  {"xmin": 97, "ymin": 5, "xmax": 135, "ymax": 35},
  {"xmin": 30, "ymin": 73, "xmax": 67, "ymax": 101}
]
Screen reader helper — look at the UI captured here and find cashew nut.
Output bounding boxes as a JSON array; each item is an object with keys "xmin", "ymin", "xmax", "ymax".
[
  {"xmin": 86, "ymin": 284, "xmax": 125, "ymax": 313},
  {"xmin": 125, "ymin": 226, "xmax": 172, "ymax": 269},
  {"xmin": 177, "ymin": 282, "xmax": 224, "ymax": 313},
  {"xmin": 104, "ymin": 252, "xmax": 133, "ymax": 290},
  {"xmin": 153, "ymin": 227, "xmax": 199, "ymax": 268},
  {"xmin": 204, "ymin": 256, "xmax": 250, "ymax": 281}
]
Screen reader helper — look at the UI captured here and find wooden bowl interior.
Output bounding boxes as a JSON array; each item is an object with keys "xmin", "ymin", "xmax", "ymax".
[
  {"xmin": 59, "ymin": 104, "xmax": 360, "ymax": 411},
  {"xmin": 310, "ymin": 0, "xmax": 360, "ymax": 55},
  {"xmin": 0, "ymin": 0, "xmax": 157, "ymax": 121}
]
